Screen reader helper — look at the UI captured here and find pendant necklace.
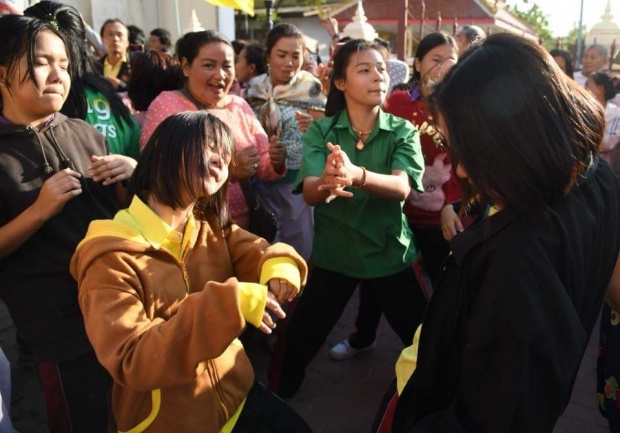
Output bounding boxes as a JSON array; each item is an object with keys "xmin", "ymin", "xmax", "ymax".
[{"xmin": 351, "ymin": 126, "xmax": 373, "ymax": 151}]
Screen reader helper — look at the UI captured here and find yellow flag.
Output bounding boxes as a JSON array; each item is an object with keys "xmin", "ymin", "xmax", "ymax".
[{"xmin": 204, "ymin": 0, "xmax": 254, "ymax": 16}]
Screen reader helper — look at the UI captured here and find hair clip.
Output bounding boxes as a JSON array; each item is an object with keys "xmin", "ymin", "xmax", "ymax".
[{"xmin": 46, "ymin": 13, "xmax": 59, "ymax": 31}]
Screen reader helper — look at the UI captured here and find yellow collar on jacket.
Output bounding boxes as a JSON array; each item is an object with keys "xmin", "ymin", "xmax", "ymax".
[{"xmin": 78, "ymin": 196, "xmax": 196, "ymax": 260}]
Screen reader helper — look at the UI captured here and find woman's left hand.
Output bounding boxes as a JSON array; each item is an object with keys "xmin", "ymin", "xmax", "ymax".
[
  {"xmin": 258, "ymin": 291, "xmax": 286, "ymax": 335},
  {"xmin": 318, "ymin": 143, "xmax": 355, "ymax": 202},
  {"xmin": 268, "ymin": 135, "xmax": 287, "ymax": 174},
  {"xmin": 295, "ymin": 110, "xmax": 314, "ymax": 133},
  {"xmin": 89, "ymin": 154, "xmax": 137, "ymax": 185},
  {"xmin": 268, "ymin": 278, "xmax": 297, "ymax": 303}
]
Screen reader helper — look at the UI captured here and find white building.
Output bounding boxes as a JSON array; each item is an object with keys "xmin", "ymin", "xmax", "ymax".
[
  {"xmin": 586, "ymin": 0, "xmax": 619, "ymax": 63},
  {"xmin": 11, "ymin": 0, "xmax": 236, "ymax": 43}
]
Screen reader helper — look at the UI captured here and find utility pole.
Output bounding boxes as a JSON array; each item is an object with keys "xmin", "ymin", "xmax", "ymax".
[{"xmin": 575, "ymin": 0, "xmax": 585, "ymax": 69}]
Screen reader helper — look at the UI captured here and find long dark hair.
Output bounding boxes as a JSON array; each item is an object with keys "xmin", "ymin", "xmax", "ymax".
[
  {"xmin": 243, "ymin": 43, "xmax": 266, "ymax": 77},
  {"xmin": 130, "ymin": 112, "xmax": 236, "ymax": 228},
  {"xmin": 549, "ymin": 49, "xmax": 575, "ymax": 79},
  {"xmin": 24, "ymin": 1, "xmax": 133, "ymax": 124},
  {"xmin": 128, "ymin": 50, "xmax": 183, "ymax": 111},
  {"xmin": 588, "ymin": 72, "xmax": 617, "ymax": 102},
  {"xmin": 325, "ymin": 39, "xmax": 385, "ymax": 117},
  {"xmin": 410, "ymin": 32, "xmax": 457, "ymax": 86},
  {"xmin": 430, "ymin": 33, "xmax": 604, "ymax": 215},
  {"xmin": 0, "ymin": 14, "xmax": 68, "ymax": 108}
]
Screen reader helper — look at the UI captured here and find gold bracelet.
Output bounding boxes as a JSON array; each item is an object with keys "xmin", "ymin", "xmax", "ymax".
[{"xmin": 353, "ymin": 166, "xmax": 367, "ymax": 189}]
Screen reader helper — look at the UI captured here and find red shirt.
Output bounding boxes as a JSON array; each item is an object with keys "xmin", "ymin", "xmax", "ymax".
[{"xmin": 385, "ymin": 89, "xmax": 462, "ymax": 226}]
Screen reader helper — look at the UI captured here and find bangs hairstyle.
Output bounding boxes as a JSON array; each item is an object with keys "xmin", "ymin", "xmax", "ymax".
[
  {"xmin": 429, "ymin": 33, "xmax": 604, "ymax": 215},
  {"xmin": 411, "ymin": 32, "xmax": 458, "ymax": 84},
  {"xmin": 326, "ymin": 39, "xmax": 387, "ymax": 117},
  {"xmin": 24, "ymin": 1, "xmax": 133, "ymax": 123},
  {"xmin": 129, "ymin": 112, "xmax": 236, "ymax": 227},
  {"xmin": 0, "ymin": 15, "xmax": 69, "ymax": 96}
]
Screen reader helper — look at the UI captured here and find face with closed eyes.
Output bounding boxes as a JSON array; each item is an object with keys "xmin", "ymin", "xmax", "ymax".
[
  {"xmin": 182, "ymin": 42, "xmax": 235, "ymax": 108},
  {"xmin": 201, "ymin": 146, "xmax": 231, "ymax": 196},
  {"xmin": 0, "ymin": 30, "xmax": 70, "ymax": 127}
]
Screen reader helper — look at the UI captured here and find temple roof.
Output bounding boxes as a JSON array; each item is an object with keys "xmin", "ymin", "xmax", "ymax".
[{"xmin": 332, "ymin": 0, "xmax": 537, "ymax": 40}]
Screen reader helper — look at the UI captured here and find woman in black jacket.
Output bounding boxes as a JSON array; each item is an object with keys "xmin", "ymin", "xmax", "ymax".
[{"xmin": 378, "ymin": 33, "xmax": 620, "ymax": 433}]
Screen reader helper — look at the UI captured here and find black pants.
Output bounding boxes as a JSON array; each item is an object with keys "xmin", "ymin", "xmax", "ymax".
[
  {"xmin": 232, "ymin": 381, "xmax": 312, "ymax": 432},
  {"xmin": 411, "ymin": 226, "xmax": 450, "ymax": 286},
  {"xmin": 38, "ymin": 351, "xmax": 111, "ymax": 433},
  {"xmin": 271, "ymin": 266, "xmax": 427, "ymax": 399},
  {"xmin": 349, "ymin": 227, "xmax": 448, "ymax": 349}
]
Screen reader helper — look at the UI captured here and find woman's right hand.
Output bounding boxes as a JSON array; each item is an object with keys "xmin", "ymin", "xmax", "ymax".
[
  {"xmin": 441, "ymin": 204, "xmax": 463, "ymax": 241},
  {"xmin": 268, "ymin": 135, "xmax": 287, "ymax": 174},
  {"xmin": 33, "ymin": 168, "xmax": 82, "ymax": 220},
  {"xmin": 231, "ymin": 146, "xmax": 260, "ymax": 180},
  {"xmin": 258, "ymin": 291, "xmax": 286, "ymax": 335},
  {"xmin": 316, "ymin": 62, "xmax": 332, "ymax": 96},
  {"xmin": 319, "ymin": 143, "xmax": 354, "ymax": 203},
  {"xmin": 295, "ymin": 110, "xmax": 314, "ymax": 133}
]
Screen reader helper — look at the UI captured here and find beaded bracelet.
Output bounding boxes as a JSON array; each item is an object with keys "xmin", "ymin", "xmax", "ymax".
[{"xmin": 353, "ymin": 166, "xmax": 367, "ymax": 189}]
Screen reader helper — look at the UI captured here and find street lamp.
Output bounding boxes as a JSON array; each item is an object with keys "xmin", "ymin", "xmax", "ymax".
[{"xmin": 264, "ymin": 0, "xmax": 274, "ymax": 31}]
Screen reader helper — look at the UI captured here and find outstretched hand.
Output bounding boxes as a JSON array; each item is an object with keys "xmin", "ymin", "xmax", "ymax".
[{"xmin": 258, "ymin": 291, "xmax": 286, "ymax": 335}]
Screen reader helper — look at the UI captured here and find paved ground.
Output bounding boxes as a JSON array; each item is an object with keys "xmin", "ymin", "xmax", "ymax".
[{"xmin": 0, "ymin": 292, "xmax": 612, "ymax": 433}]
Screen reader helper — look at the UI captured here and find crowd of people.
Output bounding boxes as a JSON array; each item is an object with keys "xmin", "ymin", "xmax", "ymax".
[{"xmin": 0, "ymin": 2, "xmax": 618, "ymax": 432}]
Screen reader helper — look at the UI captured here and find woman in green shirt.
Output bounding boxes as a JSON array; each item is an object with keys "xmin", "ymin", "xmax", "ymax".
[{"xmin": 269, "ymin": 39, "xmax": 428, "ymax": 400}]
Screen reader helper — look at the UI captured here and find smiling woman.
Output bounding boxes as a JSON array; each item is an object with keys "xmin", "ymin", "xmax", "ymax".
[
  {"xmin": 71, "ymin": 111, "xmax": 311, "ymax": 433},
  {"xmin": 140, "ymin": 30, "xmax": 287, "ymax": 231}
]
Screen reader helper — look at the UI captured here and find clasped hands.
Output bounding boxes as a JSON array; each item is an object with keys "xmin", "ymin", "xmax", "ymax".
[
  {"xmin": 258, "ymin": 277, "xmax": 298, "ymax": 335},
  {"xmin": 319, "ymin": 142, "xmax": 363, "ymax": 203},
  {"xmin": 232, "ymin": 136, "xmax": 286, "ymax": 181}
]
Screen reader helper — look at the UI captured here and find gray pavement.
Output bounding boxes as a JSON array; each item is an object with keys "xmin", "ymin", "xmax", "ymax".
[{"xmin": 0, "ymin": 292, "xmax": 611, "ymax": 433}]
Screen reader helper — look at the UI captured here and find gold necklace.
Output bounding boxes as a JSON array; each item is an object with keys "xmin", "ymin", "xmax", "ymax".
[{"xmin": 351, "ymin": 126, "xmax": 373, "ymax": 151}]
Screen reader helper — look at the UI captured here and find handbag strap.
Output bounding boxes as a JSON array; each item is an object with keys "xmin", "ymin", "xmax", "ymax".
[{"xmin": 239, "ymin": 178, "xmax": 259, "ymax": 210}]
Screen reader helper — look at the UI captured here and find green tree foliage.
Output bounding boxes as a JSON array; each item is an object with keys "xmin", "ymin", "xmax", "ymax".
[
  {"xmin": 508, "ymin": 0, "xmax": 554, "ymax": 50},
  {"xmin": 560, "ymin": 24, "xmax": 587, "ymax": 62}
]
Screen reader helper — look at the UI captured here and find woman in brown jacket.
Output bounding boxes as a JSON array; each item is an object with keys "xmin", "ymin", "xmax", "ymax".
[{"xmin": 71, "ymin": 112, "xmax": 311, "ymax": 432}]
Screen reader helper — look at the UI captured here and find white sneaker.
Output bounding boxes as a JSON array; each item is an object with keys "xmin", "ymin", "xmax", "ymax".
[{"xmin": 328, "ymin": 339, "xmax": 376, "ymax": 361}]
